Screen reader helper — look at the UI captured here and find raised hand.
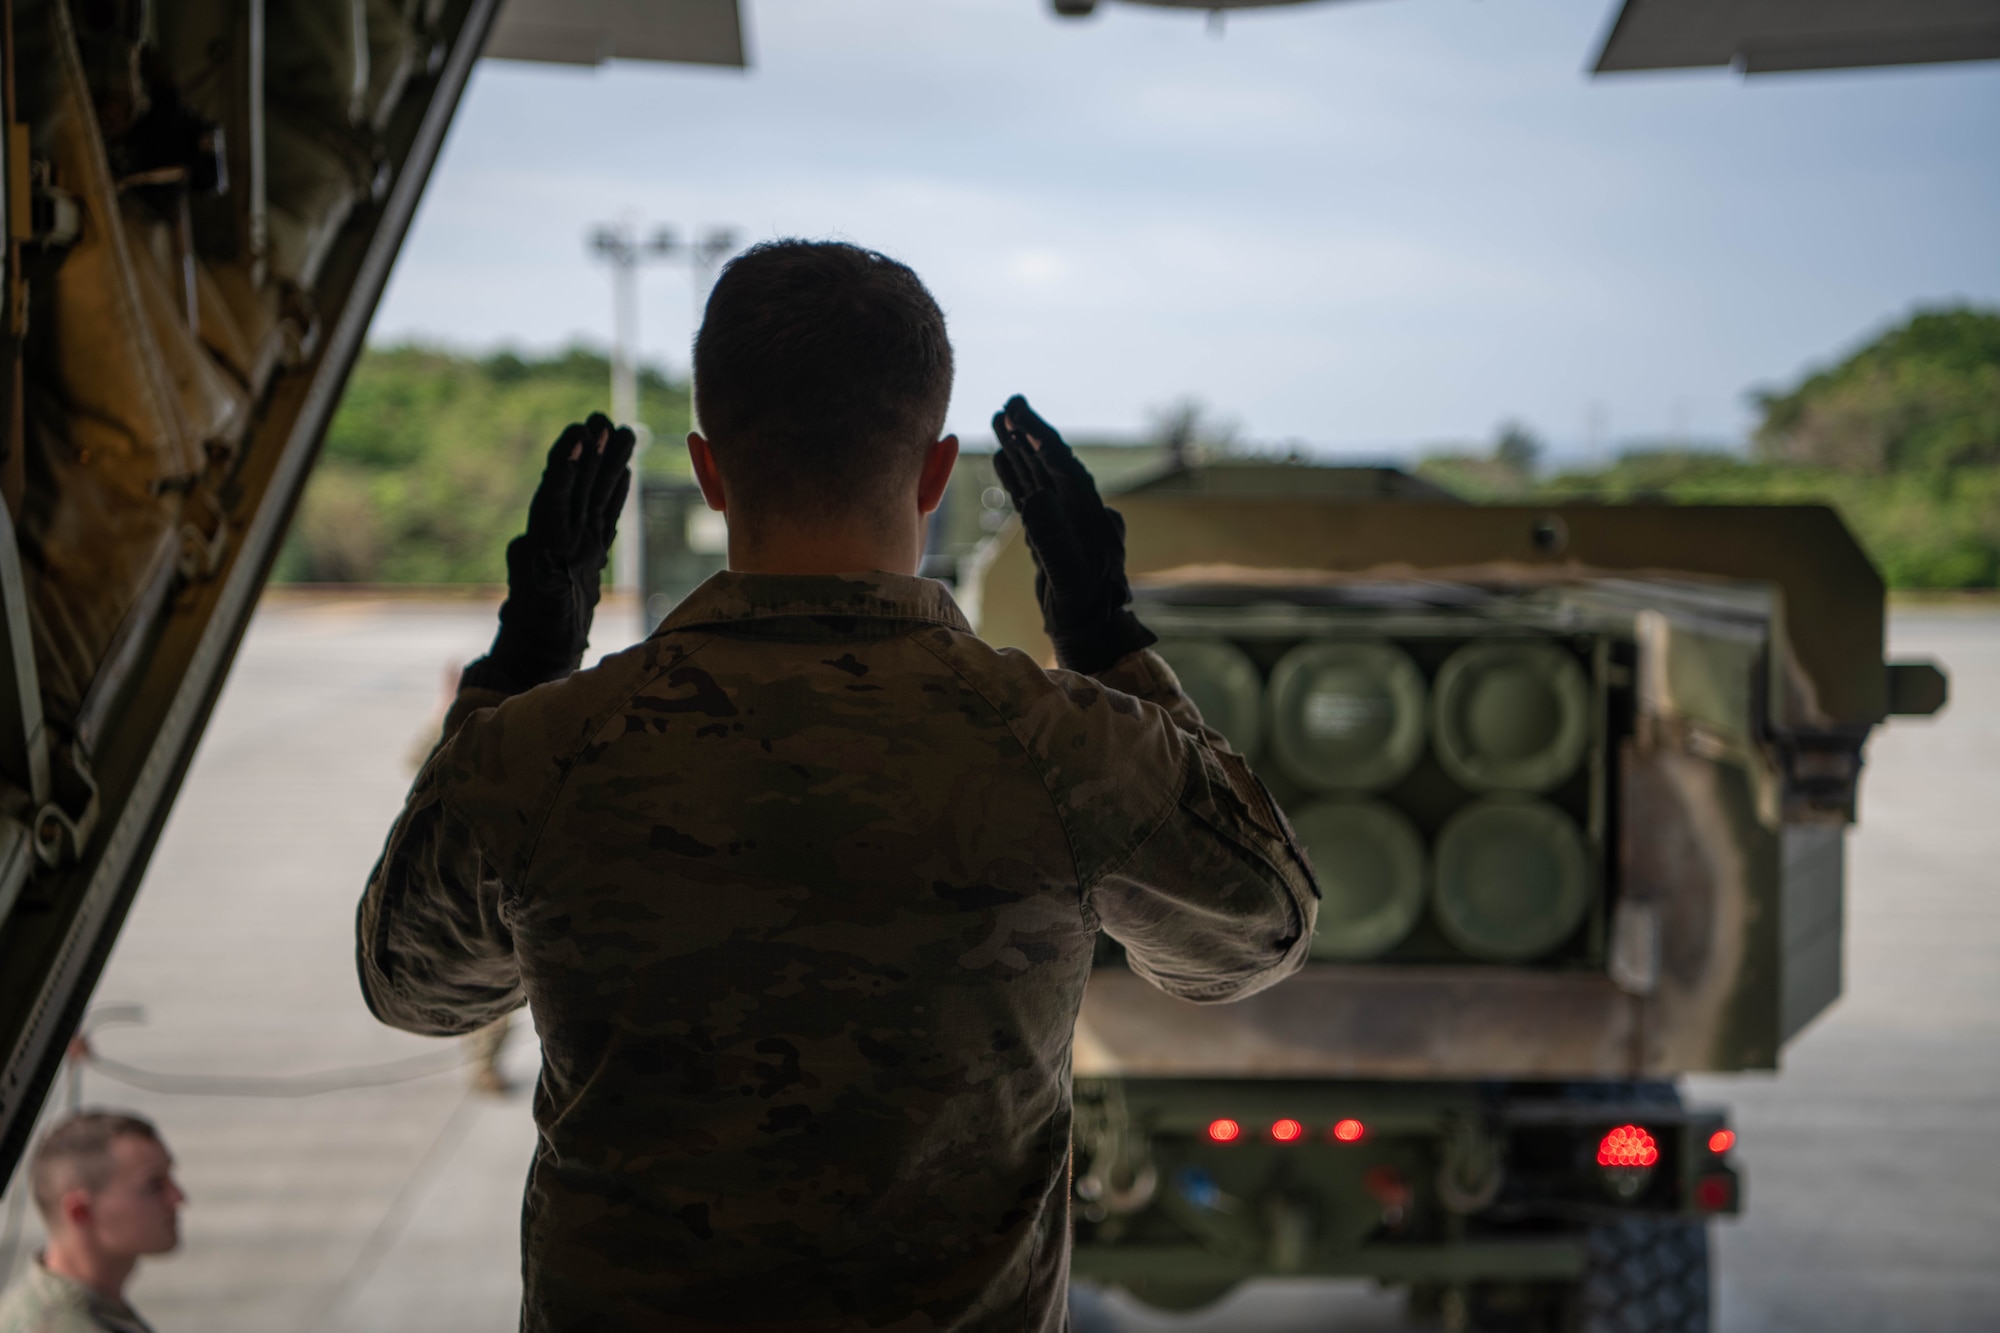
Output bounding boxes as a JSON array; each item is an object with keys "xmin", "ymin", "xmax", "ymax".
[
  {"xmin": 463, "ymin": 413, "xmax": 636, "ymax": 695},
  {"xmin": 990, "ymin": 394, "xmax": 1155, "ymax": 674}
]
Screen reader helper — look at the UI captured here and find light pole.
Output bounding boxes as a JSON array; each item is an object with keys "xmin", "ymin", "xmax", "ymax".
[
  {"xmin": 664, "ymin": 225, "xmax": 741, "ymax": 363},
  {"xmin": 587, "ymin": 222, "xmax": 739, "ymax": 624}
]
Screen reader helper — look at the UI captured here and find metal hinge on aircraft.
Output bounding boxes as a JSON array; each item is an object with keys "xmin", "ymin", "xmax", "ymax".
[
  {"xmin": 0, "ymin": 499, "xmax": 103, "ymax": 914},
  {"xmin": 177, "ymin": 487, "xmax": 233, "ymax": 583},
  {"xmin": 30, "ymin": 738, "xmax": 99, "ymax": 872}
]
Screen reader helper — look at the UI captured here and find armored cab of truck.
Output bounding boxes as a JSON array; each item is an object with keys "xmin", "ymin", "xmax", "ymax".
[{"xmin": 972, "ymin": 461, "xmax": 1946, "ymax": 1330}]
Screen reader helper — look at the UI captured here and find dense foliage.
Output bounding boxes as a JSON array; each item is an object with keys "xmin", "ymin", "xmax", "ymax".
[
  {"xmin": 1753, "ymin": 307, "xmax": 2000, "ymax": 473},
  {"xmin": 1536, "ymin": 454, "xmax": 2000, "ymax": 589},
  {"xmin": 1419, "ymin": 306, "xmax": 2000, "ymax": 589},
  {"xmin": 275, "ymin": 345, "xmax": 691, "ymax": 584},
  {"xmin": 282, "ymin": 307, "xmax": 1999, "ymax": 588}
]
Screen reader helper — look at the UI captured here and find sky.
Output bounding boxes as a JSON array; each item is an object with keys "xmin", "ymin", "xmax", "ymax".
[{"xmin": 368, "ymin": 0, "xmax": 2000, "ymax": 461}]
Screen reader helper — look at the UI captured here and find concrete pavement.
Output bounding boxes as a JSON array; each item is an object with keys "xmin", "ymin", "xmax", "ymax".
[{"xmin": 0, "ymin": 597, "xmax": 1991, "ymax": 1331}]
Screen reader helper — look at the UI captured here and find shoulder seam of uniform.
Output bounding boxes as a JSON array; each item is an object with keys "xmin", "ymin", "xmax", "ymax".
[
  {"xmin": 510, "ymin": 631, "xmax": 724, "ymax": 886},
  {"xmin": 907, "ymin": 630, "xmax": 1091, "ymax": 899}
]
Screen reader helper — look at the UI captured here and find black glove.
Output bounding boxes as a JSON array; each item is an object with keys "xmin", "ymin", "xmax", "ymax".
[
  {"xmin": 461, "ymin": 413, "xmax": 635, "ymax": 695},
  {"xmin": 990, "ymin": 394, "xmax": 1156, "ymax": 675}
]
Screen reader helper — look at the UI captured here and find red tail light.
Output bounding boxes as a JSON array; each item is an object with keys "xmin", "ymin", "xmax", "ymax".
[
  {"xmin": 1694, "ymin": 1174, "xmax": 1735, "ymax": 1212},
  {"xmin": 1596, "ymin": 1124, "xmax": 1659, "ymax": 1167},
  {"xmin": 1708, "ymin": 1129, "xmax": 1736, "ymax": 1155},
  {"xmin": 1270, "ymin": 1118, "xmax": 1304, "ymax": 1143},
  {"xmin": 1331, "ymin": 1118, "xmax": 1365, "ymax": 1143},
  {"xmin": 1207, "ymin": 1118, "xmax": 1241, "ymax": 1143},
  {"xmin": 1362, "ymin": 1165, "xmax": 1410, "ymax": 1208}
]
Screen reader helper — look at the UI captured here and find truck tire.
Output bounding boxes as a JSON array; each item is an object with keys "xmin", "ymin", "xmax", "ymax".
[
  {"xmin": 1115, "ymin": 1277, "xmax": 1239, "ymax": 1312},
  {"xmin": 1573, "ymin": 1217, "xmax": 1710, "ymax": 1333},
  {"xmin": 1429, "ymin": 1219, "xmax": 1711, "ymax": 1332},
  {"xmin": 1070, "ymin": 1277, "xmax": 1239, "ymax": 1325}
]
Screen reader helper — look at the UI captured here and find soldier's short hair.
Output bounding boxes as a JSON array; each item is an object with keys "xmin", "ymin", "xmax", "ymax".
[
  {"xmin": 694, "ymin": 239, "xmax": 954, "ymax": 523},
  {"xmin": 28, "ymin": 1110, "xmax": 162, "ymax": 1222}
]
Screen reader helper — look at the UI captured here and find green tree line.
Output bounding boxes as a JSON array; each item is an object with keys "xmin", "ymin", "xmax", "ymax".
[
  {"xmin": 274, "ymin": 345, "xmax": 691, "ymax": 584},
  {"xmin": 280, "ymin": 307, "xmax": 2000, "ymax": 589},
  {"xmin": 1418, "ymin": 306, "xmax": 2000, "ymax": 589}
]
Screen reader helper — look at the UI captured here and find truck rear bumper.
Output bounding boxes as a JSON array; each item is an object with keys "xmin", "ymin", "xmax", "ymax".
[
  {"xmin": 1072, "ymin": 1238, "xmax": 1586, "ymax": 1284},
  {"xmin": 1077, "ymin": 967, "xmax": 1655, "ymax": 1080}
]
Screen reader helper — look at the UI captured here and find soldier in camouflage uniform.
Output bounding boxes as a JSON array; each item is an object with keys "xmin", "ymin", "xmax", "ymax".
[
  {"xmin": 0, "ymin": 1113, "xmax": 180, "ymax": 1333},
  {"xmin": 357, "ymin": 240, "xmax": 1319, "ymax": 1331}
]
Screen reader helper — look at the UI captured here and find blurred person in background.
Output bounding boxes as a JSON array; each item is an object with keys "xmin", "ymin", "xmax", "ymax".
[{"xmin": 0, "ymin": 1112, "xmax": 182, "ymax": 1333}]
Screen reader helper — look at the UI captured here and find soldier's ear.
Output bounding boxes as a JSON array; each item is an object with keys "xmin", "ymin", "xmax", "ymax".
[
  {"xmin": 58, "ymin": 1186, "xmax": 94, "ymax": 1231},
  {"xmin": 688, "ymin": 434, "xmax": 728, "ymax": 515},
  {"xmin": 918, "ymin": 436, "xmax": 959, "ymax": 516}
]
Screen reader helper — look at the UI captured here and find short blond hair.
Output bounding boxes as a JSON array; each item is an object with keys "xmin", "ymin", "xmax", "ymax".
[{"xmin": 28, "ymin": 1111, "xmax": 161, "ymax": 1222}]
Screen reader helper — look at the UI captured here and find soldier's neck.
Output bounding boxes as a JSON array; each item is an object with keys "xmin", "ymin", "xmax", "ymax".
[
  {"xmin": 41, "ymin": 1234, "xmax": 136, "ymax": 1305},
  {"xmin": 726, "ymin": 515, "xmax": 925, "ymax": 578}
]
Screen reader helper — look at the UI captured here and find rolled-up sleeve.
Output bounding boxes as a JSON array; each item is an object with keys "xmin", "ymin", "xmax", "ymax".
[
  {"xmin": 356, "ymin": 687, "xmax": 525, "ymax": 1036},
  {"xmin": 1042, "ymin": 648, "xmax": 1321, "ymax": 1004},
  {"xmin": 1092, "ymin": 729, "xmax": 1319, "ymax": 1003}
]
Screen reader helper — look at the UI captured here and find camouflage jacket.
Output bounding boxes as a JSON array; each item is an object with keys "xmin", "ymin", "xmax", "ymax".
[
  {"xmin": 0, "ymin": 1259, "xmax": 153, "ymax": 1333},
  {"xmin": 358, "ymin": 571, "xmax": 1318, "ymax": 1332}
]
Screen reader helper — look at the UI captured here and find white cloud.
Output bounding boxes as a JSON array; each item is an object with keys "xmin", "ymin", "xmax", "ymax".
[{"xmin": 369, "ymin": 0, "xmax": 2000, "ymax": 452}]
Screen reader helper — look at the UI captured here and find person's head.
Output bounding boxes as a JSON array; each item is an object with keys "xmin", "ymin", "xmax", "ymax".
[
  {"xmin": 30, "ymin": 1112, "xmax": 183, "ymax": 1260},
  {"xmin": 690, "ymin": 240, "xmax": 957, "ymax": 569}
]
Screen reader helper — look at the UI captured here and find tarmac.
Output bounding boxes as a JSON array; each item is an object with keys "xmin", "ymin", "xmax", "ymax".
[{"xmin": 0, "ymin": 595, "xmax": 1993, "ymax": 1332}]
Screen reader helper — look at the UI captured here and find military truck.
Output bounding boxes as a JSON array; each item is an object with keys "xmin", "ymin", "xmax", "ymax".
[{"xmin": 970, "ymin": 460, "xmax": 1948, "ymax": 1330}]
